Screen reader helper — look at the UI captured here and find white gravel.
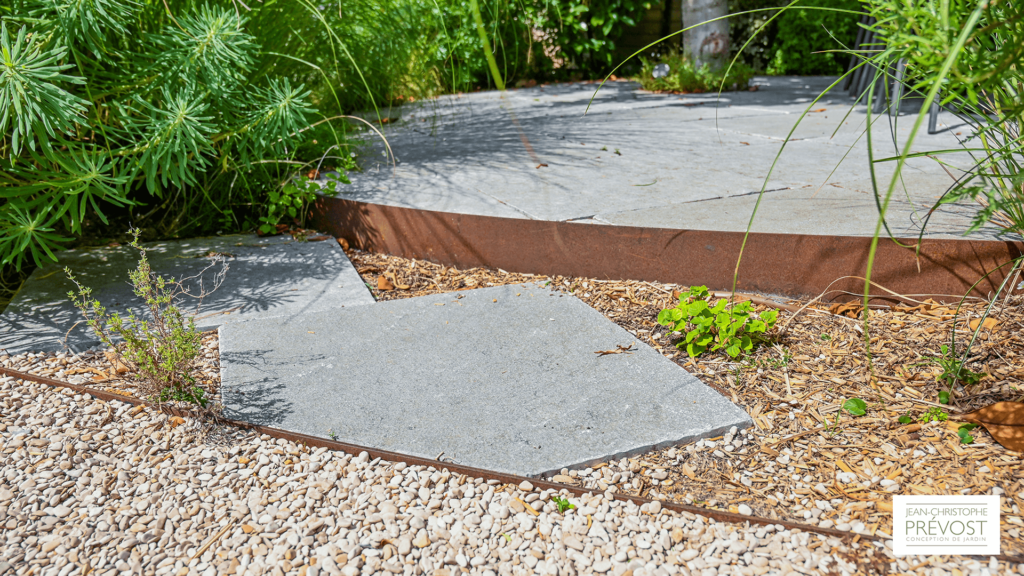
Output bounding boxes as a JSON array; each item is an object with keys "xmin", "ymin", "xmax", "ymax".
[{"xmin": 3, "ymin": 355, "xmax": 1023, "ymax": 576}]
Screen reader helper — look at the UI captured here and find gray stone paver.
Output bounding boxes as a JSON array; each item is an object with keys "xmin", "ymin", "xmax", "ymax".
[
  {"xmin": 219, "ymin": 283, "xmax": 750, "ymax": 477},
  {"xmin": 0, "ymin": 234, "xmax": 374, "ymax": 354},
  {"xmin": 332, "ymin": 76, "xmax": 995, "ymax": 239}
]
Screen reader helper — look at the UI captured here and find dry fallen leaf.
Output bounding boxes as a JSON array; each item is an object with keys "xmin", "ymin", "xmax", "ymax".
[
  {"xmin": 169, "ymin": 416, "xmax": 185, "ymax": 428},
  {"xmin": 829, "ymin": 302, "xmax": 861, "ymax": 318},
  {"xmin": 969, "ymin": 317, "xmax": 999, "ymax": 331},
  {"xmin": 337, "ymin": 237, "xmax": 350, "ymax": 250},
  {"xmin": 958, "ymin": 401, "xmax": 1024, "ymax": 452},
  {"xmin": 377, "ymin": 276, "xmax": 395, "ymax": 291},
  {"xmin": 103, "ymin": 351, "xmax": 129, "ymax": 374}
]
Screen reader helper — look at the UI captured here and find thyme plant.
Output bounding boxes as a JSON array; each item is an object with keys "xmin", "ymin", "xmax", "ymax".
[{"xmin": 66, "ymin": 229, "xmax": 224, "ymax": 407}]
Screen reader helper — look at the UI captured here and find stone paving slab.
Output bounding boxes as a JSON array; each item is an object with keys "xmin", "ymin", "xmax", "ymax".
[
  {"xmin": 330, "ymin": 76, "xmax": 997, "ymax": 238},
  {"xmin": 219, "ymin": 283, "xmax": 751, "ymax": 477},
  {"xmin": 0, "ymin": 234, "xmax": 374, "ymax": 354}
]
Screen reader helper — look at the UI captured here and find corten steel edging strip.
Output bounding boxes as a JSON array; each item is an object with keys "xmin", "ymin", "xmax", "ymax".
[
  {"xmin": 309, "ymin": 197, "xmax": 1024, "ymax": 303},
  {"xmin": 6, "ymin": 366, "xmax": 1024, "ymax": 564}
]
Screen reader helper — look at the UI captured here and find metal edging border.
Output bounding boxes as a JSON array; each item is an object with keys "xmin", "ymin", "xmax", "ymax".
[
  {"xmin": 309, "ymin": 197, "xmax": 1024, "ymax": 304},
  {"xmin": 6, "ymin": 365, "xmax": 1024, "ymax": 565}
]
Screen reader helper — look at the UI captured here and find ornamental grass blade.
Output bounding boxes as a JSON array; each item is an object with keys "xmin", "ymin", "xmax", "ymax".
[{"xmin": 958, "ymin": 402, "xmax": 1024, "ymax": 452}]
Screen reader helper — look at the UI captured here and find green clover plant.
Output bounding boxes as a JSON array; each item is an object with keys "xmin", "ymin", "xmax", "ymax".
[{"xmin": 657, "ymin": 285, "xmax": 777, "ymax": 358}]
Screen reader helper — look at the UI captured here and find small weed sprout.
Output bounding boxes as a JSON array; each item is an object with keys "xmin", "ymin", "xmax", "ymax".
[
  {"xmin": 823, "ymin": 413, "xmax": 842, "ymax": 438},
  {"xmin": 932, "ymin": 344, "xmax": 985, "ymax": 388},
  {"xmin": 957, "ymin": 423, "xmax": 978, "ymax": 444},
  {"xmin": 66, "ymin": 229, "xmax": 226, "ymax": 407},
  {"xmin": 917, "ymin": 407, "xmax": 949, "ymax": 423},
  {"xmin": 552, "ymin": 495, "xmax": 576, "ymax": 514}
]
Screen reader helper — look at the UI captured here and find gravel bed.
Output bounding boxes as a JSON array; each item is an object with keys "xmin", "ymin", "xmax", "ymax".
[{"xmin": 3, "ymin": 373, "xmax": 1022, "ymax": 576}]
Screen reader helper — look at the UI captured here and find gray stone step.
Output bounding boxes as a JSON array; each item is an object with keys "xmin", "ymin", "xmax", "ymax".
[
  {"xmin": 219, "ymin": 283, "xmax": 750, "ymax": 477},
  {"xmin": 1, "ymin": 234, "xmax": 374, "ymax": 354}
]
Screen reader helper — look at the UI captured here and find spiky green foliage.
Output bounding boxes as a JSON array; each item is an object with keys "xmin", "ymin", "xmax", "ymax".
[{"xmin": 0, "ymin": 1, "xmax": 344, "ymax": 269}]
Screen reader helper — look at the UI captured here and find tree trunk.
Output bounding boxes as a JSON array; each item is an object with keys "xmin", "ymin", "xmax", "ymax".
[{"xmin": 682, "ymin": 0, "xmax": 729, "ymax": 71}]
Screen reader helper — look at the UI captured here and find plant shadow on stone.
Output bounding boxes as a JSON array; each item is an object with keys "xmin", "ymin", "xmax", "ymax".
[{"xmin": 65, "ymin": 229, "xmax": 226, "ymax": 408}]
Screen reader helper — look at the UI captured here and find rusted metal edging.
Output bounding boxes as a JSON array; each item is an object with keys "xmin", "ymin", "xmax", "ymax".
[
  {"xmin": 5, "ymin": 365, "xmax": 1024, "ymax": 564},
  {"xmin": 309, "ymin": 197, "xmax": 1024, "ymax": 304}
]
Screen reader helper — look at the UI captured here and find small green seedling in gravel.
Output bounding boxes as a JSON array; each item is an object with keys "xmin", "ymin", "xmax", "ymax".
[
  {"xmin": 897, "ymin": 412, "xmax": 914, "ymax": 425},
  {"xmin": 842, "ymin": 398, "xmax": 867, "ymax": 416},
  {"xmin": 938, "ymin": 390, "xmax": 951, "ymax": 404},
  {"xmin": 957, "ymin": 423, "xmax": 978, "ymax": 444},
  {"xmin": 918, "ymin": 407, "xmax": 948, "ymax": 423},
  {"xmin": 552, "ymin": 496, "xmax": 576, "ymax": 514},
  {"xmin": 327, "ymin": 429, "xmax": 337, "ymax": 440}
]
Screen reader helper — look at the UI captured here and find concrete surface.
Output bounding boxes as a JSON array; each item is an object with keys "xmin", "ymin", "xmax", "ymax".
[
  {"xmin": 0, "ymin": 234, "xmax": 374, "ymax": 354},
  {"xmin": 219, "ymin": 283, "xmax": 751, "ymax": 477},
  {"xmin": 329, "ymin": 76, "xmax": 996, "ymax": 239}
]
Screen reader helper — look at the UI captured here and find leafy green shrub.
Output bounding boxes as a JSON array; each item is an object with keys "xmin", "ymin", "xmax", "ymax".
[
  {"xmin": 66, "ymin": 229, "xmax": 219, "ymax": 407},
  {"xmin": 638, "ymin": 50, "xmax": 756, "ymax": 93},
  {"xmin": 0, "ymin": 0, "xmax": 356, "ymax": 270},
  {"xmin": 536, "ymin": 0, "xmax": 654, "ymax": 77},
  {"xmin": 657, "ymin": 285, "xmax": 777, "ymax": 358},
  {"xmin": 727, "ymin": 0, "xmax": 862, "ymax": 74},
  {"xmin": 258, "ymin": 175, "xmax": 348, "ymax": 236}
]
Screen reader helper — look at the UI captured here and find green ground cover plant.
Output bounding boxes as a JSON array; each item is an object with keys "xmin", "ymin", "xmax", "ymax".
[{"xmin": 657, "ymin": 285, "xmax": 778, "ymax": 358}]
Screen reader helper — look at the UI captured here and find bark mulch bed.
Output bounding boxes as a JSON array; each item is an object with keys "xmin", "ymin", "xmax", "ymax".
[{"xmin": 346, "ymin": 246, "xmax": 1024, "ymax": 559}]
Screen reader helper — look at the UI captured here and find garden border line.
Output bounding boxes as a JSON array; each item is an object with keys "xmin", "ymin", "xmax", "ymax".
[
  {"xmin": 309, "ymin": 197, "xmax": 1024, "ymax": 303},
  {"xmin": 5, "ymin": 365, "xmax": 1024, "ymax": 564}
]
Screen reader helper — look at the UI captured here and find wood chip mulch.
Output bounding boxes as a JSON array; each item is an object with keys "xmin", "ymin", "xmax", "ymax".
[{"xmin": 346, "ymin": 246, "xmax": 1024, "ymax": 558}]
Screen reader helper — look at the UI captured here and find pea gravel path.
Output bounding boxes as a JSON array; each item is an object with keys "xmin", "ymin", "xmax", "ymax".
[{"xmin": 3, "ymin": 359, "xmax": 1021, "ymax": 576}]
